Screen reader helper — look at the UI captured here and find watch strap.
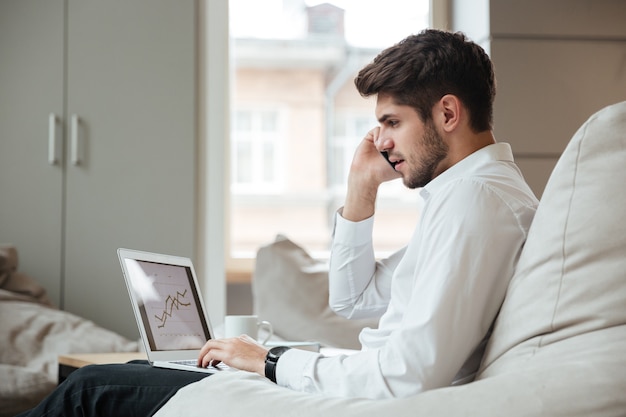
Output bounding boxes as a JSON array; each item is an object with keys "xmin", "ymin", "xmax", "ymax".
[{"xmin": 265, "ymin": 346, "xmax": 291, "ymax": 383}]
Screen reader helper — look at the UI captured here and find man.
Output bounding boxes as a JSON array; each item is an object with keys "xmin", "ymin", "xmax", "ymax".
[
  {"xmin": 197, "ymin": 29, "xmax": 537, "ymax": 398},
  {"xmin": 16, "ymin": 29, "xmax": 537, "ymax": 416}
]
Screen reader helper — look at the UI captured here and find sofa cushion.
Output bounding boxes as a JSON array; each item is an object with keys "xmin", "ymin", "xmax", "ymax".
[
  {"xmin": 155, "ymin": 327, "xmax": 626, "ymax": 417},
  {"xmin": 252, "ymin": 235, "xmax": 379, "ymax": 349},
  {"xmin": 478, "ymin": 101, "xmax": 626, "ymax": 376}
]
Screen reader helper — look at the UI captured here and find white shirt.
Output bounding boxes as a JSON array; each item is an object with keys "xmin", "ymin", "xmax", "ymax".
[{"xmin": 275, "ymin": 143, "xmax": 538, "ymax": 399}]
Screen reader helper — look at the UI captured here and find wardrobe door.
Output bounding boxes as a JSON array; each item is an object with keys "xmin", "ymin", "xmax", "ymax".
[
  {"xmin": 0, "ymin": 0, "xmax": 65, "ymax": 305},
  {"xmin": 63, "ymin": 0, "xmax": 197, "ymax": 339}
]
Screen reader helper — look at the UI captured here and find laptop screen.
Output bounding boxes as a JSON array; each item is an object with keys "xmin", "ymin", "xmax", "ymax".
[{"xmin": 124, "ymin": 258, "xmax": 211, "ymax": 351}]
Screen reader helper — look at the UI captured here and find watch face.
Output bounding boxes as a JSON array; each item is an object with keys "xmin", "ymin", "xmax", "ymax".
[{"xmin": 268, "ymin": 346, "xmax": 291, "ymax": 360}]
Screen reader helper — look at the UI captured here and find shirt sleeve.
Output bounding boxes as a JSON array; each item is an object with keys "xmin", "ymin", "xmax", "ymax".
[
  {"xmin": 276, "ymin": 179, "xmax": 534, "ymax": 399},
  {"xmin": 327, "ymin": 210, "xmax": 406, "ymax": 320}
]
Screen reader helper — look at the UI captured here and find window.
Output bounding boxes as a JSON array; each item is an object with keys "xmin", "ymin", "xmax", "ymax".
[
  {"xmin": 231, "ymin": 108, "xmax": 284, "ymax": 193},
  {"xmin": 228, "ymin": 0, "xmax": 430, "ymax": 269},
  {"xmin": 330, "ymin": 113, "xmax": 372, "ymax": 189}
]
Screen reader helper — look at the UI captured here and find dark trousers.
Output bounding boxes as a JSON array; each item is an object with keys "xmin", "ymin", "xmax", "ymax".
[{"xmin": 15, "ymin": 360, "xmax": 210, "ymax": 417}]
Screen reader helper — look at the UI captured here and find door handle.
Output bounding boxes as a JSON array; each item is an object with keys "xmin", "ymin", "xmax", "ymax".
[
  {"xmin": 70, "ymin": 114, "xmax": 82, "ymax": 166},
  {"xmin": 48, "ymin": 113, "xmax": 61, "ymax": 165}
]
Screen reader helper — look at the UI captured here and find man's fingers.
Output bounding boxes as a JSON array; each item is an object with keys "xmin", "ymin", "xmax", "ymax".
[{"xmin": 198, "ymin": 339, "xmax": 225, "ymax": 367}]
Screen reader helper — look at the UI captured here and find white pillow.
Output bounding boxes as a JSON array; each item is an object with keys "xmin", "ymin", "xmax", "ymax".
[
  {"xmin": 480, "ymin": 101, "xmax": 626, "ymax": 374},
  {"xmin": 252, "ymin": 235, "xmax": 378, "ymax": 349}
]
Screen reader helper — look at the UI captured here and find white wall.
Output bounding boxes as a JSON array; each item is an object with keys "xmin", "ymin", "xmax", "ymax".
[{"xmin": 453, "ymin": 0, "xmax": 626, "ymax": 197}]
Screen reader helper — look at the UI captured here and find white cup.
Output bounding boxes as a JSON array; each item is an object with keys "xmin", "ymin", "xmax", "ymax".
[{"xmin": 224, "ymin": 315, "xmax": 273, "ymax": 345}]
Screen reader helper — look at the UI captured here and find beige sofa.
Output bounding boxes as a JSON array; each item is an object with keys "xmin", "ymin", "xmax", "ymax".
[{"xmin": 156, "ymin": 101, "xmax": 626, "ymax": 417}]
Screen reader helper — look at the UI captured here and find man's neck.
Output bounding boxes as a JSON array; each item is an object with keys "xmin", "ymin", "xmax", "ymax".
[{"xmin": 433, "ymin": 130, "xmax": 496, "ymax": 179}]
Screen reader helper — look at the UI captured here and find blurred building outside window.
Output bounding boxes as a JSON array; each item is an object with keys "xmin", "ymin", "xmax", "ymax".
[{"xmin": 228, "ymin": 0, "xmax": 430, "ymax": 271}]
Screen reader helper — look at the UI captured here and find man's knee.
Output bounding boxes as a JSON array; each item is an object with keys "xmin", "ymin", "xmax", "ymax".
[{"xmin": 63, "ymin": 362, "xmax": 150, "ymax": 389}]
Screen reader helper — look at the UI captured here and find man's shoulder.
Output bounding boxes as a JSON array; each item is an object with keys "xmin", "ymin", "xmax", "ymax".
[
  {"xmin": 427, "ymin": 161, "xmax": 537, "ymax": 207},
  {"xmin": 422, "ymin": 175, "xmax": 537, "ymax": 226}
]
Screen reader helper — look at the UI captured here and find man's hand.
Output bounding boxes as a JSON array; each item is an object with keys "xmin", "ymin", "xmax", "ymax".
[
  {"xmin": 198, "ymin": 335, "xmax": 268, "ymax": 376},
  {"xmin": 342, "ymin": 127, "xmax": 401, "ymax": 222}
]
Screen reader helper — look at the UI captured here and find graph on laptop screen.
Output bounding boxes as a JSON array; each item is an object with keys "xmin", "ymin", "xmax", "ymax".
[{"xmin": 124, "ymin": 259, "xmax": 209, "ymax": 351}]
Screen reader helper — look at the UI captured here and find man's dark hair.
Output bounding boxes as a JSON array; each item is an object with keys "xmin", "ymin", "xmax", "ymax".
[{"xmin": 354, "ymin": 29, "xmax": 496, "ymax": 132}]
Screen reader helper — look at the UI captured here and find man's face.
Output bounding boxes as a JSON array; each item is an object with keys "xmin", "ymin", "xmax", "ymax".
[{"xmin": 375, "ymin": 94, "xmax": 449, "ymax": 189}]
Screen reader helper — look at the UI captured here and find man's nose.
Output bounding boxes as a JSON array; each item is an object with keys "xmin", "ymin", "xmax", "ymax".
[{"xmin": 375, "ymin": 132, "xmax": 393, "ymax": 152}]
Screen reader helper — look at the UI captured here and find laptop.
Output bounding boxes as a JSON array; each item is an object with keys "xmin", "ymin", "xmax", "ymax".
[{"xmin": 117, "ymin": 248, "xmax": 226, "ymax": 374}]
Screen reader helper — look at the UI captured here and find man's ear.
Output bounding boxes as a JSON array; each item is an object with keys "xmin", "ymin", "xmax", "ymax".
[{"xmin": 435, "ymin": 95, "xmax": 462, "ymax": 133}]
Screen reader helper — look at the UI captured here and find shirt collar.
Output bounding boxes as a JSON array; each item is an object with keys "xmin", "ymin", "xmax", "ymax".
[{"xmin": 420, "ymin": 142, "xmax": 514, "ymax": 201}]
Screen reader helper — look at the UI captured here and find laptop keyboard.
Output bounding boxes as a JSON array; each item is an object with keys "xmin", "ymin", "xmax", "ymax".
[
  {"xmin": 171, "ymin": 359, "xmax": 227, "ymax": 370},
  {"xmin": 171, "ymin": 359, "xmax": 198, "ymax": 367}
]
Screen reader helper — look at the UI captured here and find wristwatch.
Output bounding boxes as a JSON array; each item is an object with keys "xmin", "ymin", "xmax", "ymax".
[{"xmin": 265, "ymin": 346, "xmax": 291, "ymax": 383}]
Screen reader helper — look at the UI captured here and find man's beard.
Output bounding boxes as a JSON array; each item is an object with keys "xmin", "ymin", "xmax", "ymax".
[{"xmin": 404, "ymin": 121, "xmax": 449, "ymax": 189}]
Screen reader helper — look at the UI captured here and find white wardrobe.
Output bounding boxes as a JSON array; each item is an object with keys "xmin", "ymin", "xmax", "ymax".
[{"xmin": 0, "ymin": 0, "xmax": 197, "ymax": 339}]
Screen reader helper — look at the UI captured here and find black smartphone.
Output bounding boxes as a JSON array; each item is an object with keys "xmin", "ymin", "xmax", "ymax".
[{"xmin": 380, "ymin": 151, "xmax": 397, "ymax": 170}]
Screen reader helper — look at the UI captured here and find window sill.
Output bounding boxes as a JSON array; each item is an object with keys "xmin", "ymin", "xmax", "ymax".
[{"xmin": 227, "ymin": 270, "xmax": 253, "ymax": 284}]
